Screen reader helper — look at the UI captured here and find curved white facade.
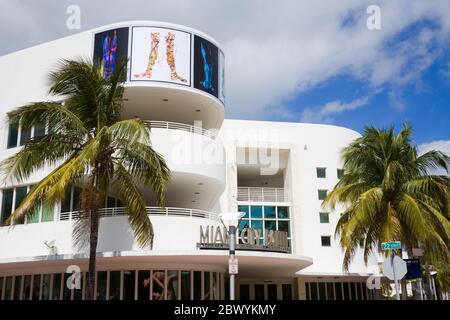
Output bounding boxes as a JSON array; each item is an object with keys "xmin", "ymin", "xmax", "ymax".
[{"xmin": 0, "ymin": 21, "xmax": 380, "ymax": 301}]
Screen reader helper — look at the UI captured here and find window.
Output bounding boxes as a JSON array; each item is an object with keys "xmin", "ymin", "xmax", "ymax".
[
  {"xmin": 1, "ymin": 185, "xmax": 54, "ymax": 225},
  {"xmin": 238, "ymin": 205, "xmax": 292, "ymax": 249},
  {"xmin": 316, "ymin": 167, "xmax": 326, "ymax": 178},
  {"xmin": 6, "ymin": 117, "xmax": 47, "ymax": 149},
  {"xmin": 60, "ymin": 186, "xmax": 82, "ymax": 213},
  {"xmin": 337, "ymin": 168, "xmax": 344, "ymax": 179},
  {"xmin": 319, "ymin": 212, "xmax": 329, "ymax": 223},
  {"xmin": 318, "ymin": 189, "xmax": 328, "ymax": 200},
  {"xmin": 321, "ymin": 236, "xmax": 331, "ymax": 247}
]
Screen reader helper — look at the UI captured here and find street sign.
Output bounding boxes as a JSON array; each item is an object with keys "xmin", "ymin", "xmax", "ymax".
[
  {"xmin": 405, "ymin": 259, "xmax": 422, "ymax": 280},
  {"xmin": 383, "ymin": 256, "xmax": 407, "ymax": 280},
  {"xmin": 381, "ymin": 241, "xmax": 401, "ymax": 251},
  {"xmin": 229, "ymin": 257, "xmax": 238, "ymax": 275}
]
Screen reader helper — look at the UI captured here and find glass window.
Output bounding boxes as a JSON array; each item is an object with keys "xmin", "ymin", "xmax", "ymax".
[
  {"xmin": 264, "ymin": 220, "xmax": 276, "ymax": 231},
  {"xmin": 61, "ymin": 188, "xmax": 72, "ymax": 213},
  {"xmin": 23, "ymin": 275, "xmax": 32, "ymax": 300},
  {"xmin": 335, "ymin": 282, "xmax": 343, "ymax": 300},
  {"xmin": 250, "ymin": 220, "xmax": 263, "ymax": 237},
  {"xmin": 180, "ymin": 271, "xmax": 191, "ymax": 300},
  {"xmin": 34, "ymin": 122, "xmax": 46, "ymax": 137},
  {"xmin": 318, "ymin": 282, "xmax": 326, "ymax": 300},
  {"xmin": 14, "ymin": 186, "xmax": 28, "ymax": 224},
  {"xmin": 123, "ymin": 270, "xmax": 135, "ymax": 300},
  {"xmin": 350, "ymin": 282, "xmax": 356, "ymax": 300},
  {"xmin": 193, "ymin": 271, "xmax": 201, "ymax": 300},
  {"xmin": 278, "ymin": 221, "xmax": 290, "ymax": 236},
  {"xmin": 42, "ymin": 274, "xmax": 51, "ymax": 300},
  {"xmin": 238, "ymin": 205, "xmax": 249, "ymax": 219},
  {"xmin": 318, "ymin": 189, "xmax": 328, "ymax": 200},
  {"xmin": 1, "ymin": 188, "xmax": 14, "ymax": 224},
  {"xmin": 238, "ymin": 219, "xmax": 249, "ymax": 233},
  {"xmin": 356, "ymin": 282, "xmax": 362, "ymax": 300},
  {"xmin": 72, "ymin": 186, "xmax": 82, "ymax": 211},
  {"xmin": 96, "ymin": 271, "xmax": 107, "ymax": 300},
  {"xmin": 320, "ymin": 212, "xmax": 330, "ymax": 223},
  {"xmin": 361, "ymin": 283, "xmax": 367, "ymax": 300},
  {"xmin": 321, "ymin": 236, "xmax": 331, "ymax": 247},
  {"xmin": 263, "ymin": 206, "xmax": 276, "ymax": 218},
  {"xmin": 343, "ymin": 282, "xmax": 350, "ymax": 300},
  {"xmin": 316, "ymin": 167, "xmax": 326, "ymax": 178},
  {"xmin": 107, "ymin": 196, "xmax": 116, "ymax": 208},
  {"xmin": 250, "ymin": 206, "xmax": 262, "ymax": 218},
  {"xmin": 109, "ymin": 271, "xmax": 121, "ymax": 300},
  {"xmin": 277, "ymin": 206, "xmax": 289, "ymax": 219},
  {"xmin": 152, "ymin": 270, "xmax": 165, "ymax": 300},
  {"xmin": 41, "ymin": 204, "xmax": 54, "ymax": 222},
  {"xmin": 240, "ymin": 284, "xmax": 250, "ymax": 300},
  {"xmin": 327, "ymin": 282, "xmax": 335, "ymax": 300},
  {"xmin": 212, "ymin": 273, "xmax": 220, "ymax": 300},
  {"xmin": 63, "ymin": 273, "xmax": 72, "ymax": 300},
  {"xmin": 52, "ymin": 274, "xmax": 62, "ymax": 300},
  {"xmin": 267, "ymin": 284, "xmax": 277, "ymax": 300},
  {"xmin": 305, "ymin": 282, "xmax": 310, "ymax": 300},
  {"xmin": 7, "ymin": 118, "xmax": 19, "ymax": 149},
  {"xmin": 203, "ymin": 272, "xmax": 210, "ymax": 300},
  {"xmin": 13, "ymin": 276, "xmax": 22, "ymax": 300},
  {"xmin": 137, "ymin": 270, "xmax": 150, "ymax": 300},
  {"xmin": 309, "ymin": 282, "xmax": 318, "ymax": 300},
  {"xmin": 337, "ymin": 168, "xmax": 344, "ymax": 179},
  {"xmin": 254, "ymin": 284, "xmax": 264, "ymax": 300},
  {"xmin": 4, "ymin": 276, "xmax": 13, "ymax": 300},
  {"xmin": 32, "ymin": 274, "xmax": 41, "ymax": 300},
  {"xmin": 20, "ymin": 127, "xmax": 31, "ymax": 146},
  {"xmin": 167, "ymin": 271, "xmax": 179, "ymax": 300},
  {"xmin": 282, "ymin": 284, "xmax": 292, "ymax": 300}
]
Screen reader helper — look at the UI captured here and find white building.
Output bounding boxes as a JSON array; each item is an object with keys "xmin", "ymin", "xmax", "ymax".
[{"xmin": 0, "ymin": 21, "xmax": 380, "ymax": 301}]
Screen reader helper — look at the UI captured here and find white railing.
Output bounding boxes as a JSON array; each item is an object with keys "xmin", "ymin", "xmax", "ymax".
[
  {"xmin": 59, "ymin": 206, "xmax": 220, "ymax": 221},
  {"xmin": 237, "ymin": 187, "xmax": 289, "ymax": 202},
  {"xmin": 145, "ymin": 120, "xmax": 214, "ymax": 138}
]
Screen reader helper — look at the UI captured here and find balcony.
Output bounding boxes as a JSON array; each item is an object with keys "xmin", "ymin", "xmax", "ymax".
[
  {"xmin": 59, "ymin": 206, "xmax": 220, "ymax": 221},
  {"xmin": 237, "ymin": 187, "xmax": 289, "ymax": 202},
  {"xmin": 145, "ymin": 120, "xmax": 213, "ymax": 138}
]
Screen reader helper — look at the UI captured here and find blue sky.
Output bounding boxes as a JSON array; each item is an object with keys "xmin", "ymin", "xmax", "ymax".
[
  {"xmin": 262, "ymin": 18, "xmax": 450, "ymax": 146},
  {"xmin": 0, "ymin": 0, "xmax": 449, "ymax": 152}
]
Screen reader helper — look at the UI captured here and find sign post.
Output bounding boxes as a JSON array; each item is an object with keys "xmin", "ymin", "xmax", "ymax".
[{"xmin": 382, "ymin": 241, "xmax": 406, "ymax": 300}]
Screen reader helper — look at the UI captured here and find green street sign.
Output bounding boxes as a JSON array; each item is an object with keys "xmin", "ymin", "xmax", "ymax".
[{"xmin": 381, "ymin": 241, "xmax": 401, "ymax": 251}]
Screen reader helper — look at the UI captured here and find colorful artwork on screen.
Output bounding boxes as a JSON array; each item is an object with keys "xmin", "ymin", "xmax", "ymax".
[
  {"xmin": 131, "ymin": 27, "xmax": 191, "ymax": 85},
  {"xmin": 93, "ymin": 28, "xmax": 129, "ymax": 80}
]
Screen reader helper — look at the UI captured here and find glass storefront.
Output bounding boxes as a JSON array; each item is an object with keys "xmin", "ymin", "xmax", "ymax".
[{"xmin": 0, "ymin": 269, "xmax": 224, "ymax": 300}]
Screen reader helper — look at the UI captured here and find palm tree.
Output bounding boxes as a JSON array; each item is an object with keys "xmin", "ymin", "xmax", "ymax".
[
  {"xmin": 0, "ymin": 58, "xmax": 170, "ymax": 299},
  {"xmin": 323, "ymin": 124, "xmax": 450, "ymax": 271}
]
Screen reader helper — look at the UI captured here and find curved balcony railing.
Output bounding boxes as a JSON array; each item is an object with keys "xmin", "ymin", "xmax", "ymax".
[
  {"xmin": 59, "ymin": 206, "xmax": 220, "ymax": 221},
  {"xmin": 145, "ymin": 120, "xmax": 215, "ymax": 138},
  {"xmin": 237, "ymin": 187, "xmax": 289, "ymax": 202}
]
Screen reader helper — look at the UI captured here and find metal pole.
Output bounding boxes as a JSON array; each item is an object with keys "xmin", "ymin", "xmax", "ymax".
[
  {"xmin": 431, "ymin": 276, "xmax": 437, "ymax": 300},
  {"xmin": 418, "ymin": 278, "xmax": 424, "ymax": 300},
  {"xmin": 391, "ymin": 251, "xmax": 400, "ymax": 300},
  {"xmin": 229, "ymin": 225, "xmax": 236, "ymax": 300}
]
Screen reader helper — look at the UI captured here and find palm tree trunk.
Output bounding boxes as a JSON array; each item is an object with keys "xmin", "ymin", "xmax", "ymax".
[{"xmin": 86, "ymin": 170, "xmax": 100, "ymax": 300}]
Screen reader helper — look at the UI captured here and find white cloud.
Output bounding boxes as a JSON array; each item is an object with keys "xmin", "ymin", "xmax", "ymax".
[
  {"xmin": 418, "ymin": 140, "xmax": 450, "ymax": 175},
  {"xmin": 1, "ymin": 0, "xmax": 450, "ymax": 120},
  {"xmin": 418, "ymin": 140, "xmax": 450, "ymax": 155},
  {"xmin": 300, "ymin": 96, "xmax": 370, "ymax": 123}
]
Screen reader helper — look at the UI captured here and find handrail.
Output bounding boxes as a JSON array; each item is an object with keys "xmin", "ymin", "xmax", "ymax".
[
  {"xmin": 237, "ymin": 187, "xmax": 289, "ymax": 202},
  {"xmin": 145, "ymin": 120, "xmax": 215, "ymax": 138},
  {"xmin": 59, "ymin": 206, "xmax": 220, "ymax": 221}
]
